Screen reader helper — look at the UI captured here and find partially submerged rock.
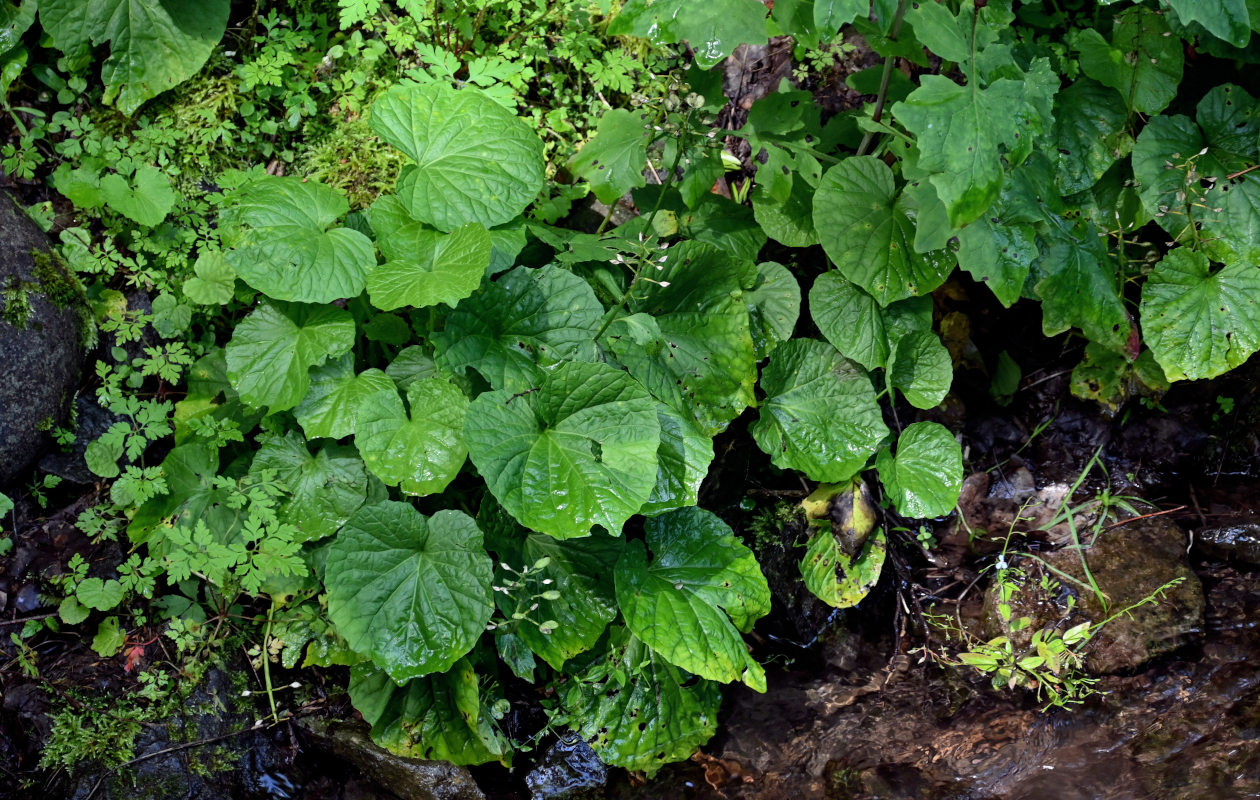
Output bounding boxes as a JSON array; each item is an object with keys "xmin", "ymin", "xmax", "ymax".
[
  {"xmin": 0, "ymin": 193, "xmax": 90, "ymax": 488},
  {"xmin": 525, "ymin": 736, "xmax": 608, "ymax": 800}
]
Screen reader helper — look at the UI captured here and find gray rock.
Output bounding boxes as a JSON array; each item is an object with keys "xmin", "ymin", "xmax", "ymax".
[
  {"xmin": 0, "ymin": 193, "xmax": 89, "ymax": 488},
  {"xmin": 526, "ymin": 737, "xmax": 608, "ymax": 800}
]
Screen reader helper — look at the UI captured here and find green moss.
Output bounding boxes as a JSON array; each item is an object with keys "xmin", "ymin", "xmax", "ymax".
[
  {"xmin": 297, "ymin": 112, "xmax": 406, "ymax": 209},
  {"xmin": 1, "ymin": 275, "xmax": 34, "ymax": 328},
  {"xmin": 31, "ymin": 248, "xmax": 87, "ymax": 312}
]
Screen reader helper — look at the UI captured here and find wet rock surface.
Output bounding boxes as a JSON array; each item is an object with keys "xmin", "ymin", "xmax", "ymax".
[
  {"xmin": 525, "ymin": 737, "xmax": 608, "ymax": 800},
  {"xmin": 0, "ymin": 192, "xmax": 87, "ymax": 488}
]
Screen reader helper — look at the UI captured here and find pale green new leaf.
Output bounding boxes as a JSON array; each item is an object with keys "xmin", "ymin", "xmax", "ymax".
[
  {"xmin": 252, "ymin": 432, "xmax": 366, "ymax": 543},
  {"xmin": 1139, "ymin": 249, "xmax": 1260, "ymax": 381},
  {"xmin": 570, "ymin": 108, "xmax": 649, "ymax": 205},
  {"xmin": 813, "ymin": 156, "xmax": 953, "ymax": 306},
  {"xmin": 435, "ymin": 265, "xmax": 605, "ymax": 392},
  {"xmin": 326, "ymin": 503, "xmax": 492, "ymax": 682},
  {"xmin": 221, "ymin": 176, "xmax": 374, "ymax": 303},
  {"xmin": 465, "ymin": 361, "xmax": 660, "ymax": 539},
  {"xmin": 370, "ymin": 83, "xmax": 544, "ymax": 231},
  {"xmin": 77, "ymin": 577, "xmax": 125, "ymax": 611},
  {"xmin": 355, "ymin": 379, "xmax": 469, "ymax": 496},
  {"xmin": 609, "ymin": 0, "xmax": 769, "ymax": 68},
  {"xmin": 368, "ymin": 220, "xmax": 492, "ymax": 310},
  {"xmin": 875, "ymin": 422, "xmax": 963, "ymax": 518},
  {"xmin": 100, "ymin": 165, "xmax": 174, "ymax": 226},
  {"xmin": 752, "ymin": 339, "xmax": 889, "ymax": 483},
  {"xmin": 615, "ymin": 508, "xmax": 770, "ymax": 691},
  {"xmin": 182, "ymin": 250, "xmax": 236, "ymax": 306},
  {"xmin": 1073, "ymin": 7, "xmax": 1183, "ymax": 115},
  {"xmin": 294, "ymin": 355, "xmax": 396, "ymax": 440},
  {"xmin": 38, "ymin": 0, "xmax": 229, "ymax": 115},
  {"xmin": 744, "ymin": 261, "xmax": 801, "ymax": 359},
  {"xmin": 349, "ymin": 659, "xmax": 503, "ymax": 765},
  {"xmin": 558, "ymin": 629, "xmax": 720, "ymax": 776},
  {"xmin": 225, "ymin": 301, "xmax": 355, "ymax": 412}
]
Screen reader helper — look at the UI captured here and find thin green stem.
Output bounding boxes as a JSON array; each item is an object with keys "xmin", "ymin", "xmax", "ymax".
[
  {"xmin": 856, "ymin": 0, "xmax": 909, "ymax": 158},
  {"xmin": 262, "ymin": 604, "xmax": 278, "ymax": 723}
]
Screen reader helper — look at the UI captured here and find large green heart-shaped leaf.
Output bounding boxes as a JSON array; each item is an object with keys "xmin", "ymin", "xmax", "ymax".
[
  {"xmin": 744, "ymin": 261, "xmax": 801, "ymax": 360},
  {"xmin": 294, "ymin": 355, "xmax": 396, "ymax": 440},
  {"xmin": 1072, "ymin": 7, "xmax": 1183, "ymax": 115},
  {"xmin": 355, "ymin": 379, "xmax": 469, "ymax": 497},
  {"xmin": 557, "ymin": 629, "xmax": 720, "ymax": 776},
  {"xmin": 875, "ymin": 422, "xmax": 963, "ymax": 519},
  {"xmin": 252, "ymin": 432, "xmax": 366, "ymax": 543},
  {"xmin": 326, "ymin": 503, "xmax": 492, "ymax": 682},
  {"xmin": 1033, "ymin": 236, "xmax": 1130, "ymax": 353},
  {"xmin": 39, "ymin": 0, "xmax": 229, "ymax": 115},
  {"xmin": 753, "ymin": 178, "xmax": 819, "ymax": 248},
  {"xmin": 465, "ymin": 361, "xmax": 660, "ymax": 539},
  {"xmin": 752, "ymin": 339, "xmax": 889, "ymax": 483},
  {"xmin": 888, "ymin": 330, "xmax": 952, "ymax": 410},
  {"xmin": 367, "ymin": 195, "xmax": 492, "ymax": 310},
  {"xmin": 225, "ymin": 301, "xmax": 355, "ymax": 412},
  {"xmin": 813, "ymin": 156, "xmax": 953, "ymax": 306},
  {"xmin": 482, "ymin": 499, "xmax": 622, "ymax": 670},
  {"xmin": 220, "ymin": 176, "xmax": 374, "ymax": 304},
  {"xmin": 642, "ymin": 404, "xmax": 713, "ymax": 517},
  {"xmin": 370, "ymin": 83, "xmax": 544, "ymax": 231},
  {"xmin": 809, "ymin": 271, "xmax": 934, "ymax": 371},
  {"xmin": 435, "ymin": 265, "xmax": 605, "ymax": 392},
  {"xmin": 603, "ymin": 242, "xmax": 757, "ymax": 436},
  {"xmin": 569, "ymin": 108, "xmax": 649, "ymax": 205},
  {"xmin": 614, "ymin": 508, "xmax": 770, "ymax": 691},
  {"xmin": 1140, "ymin": 249, "xmax": 1260, "ymax": 381},
  {"xmin": 349, "ymin": 660, "xmax": 504, "ymax": 765},
  {"xmin": 608, "ymin": 0, "xmax": 769, "ymax": 68}
]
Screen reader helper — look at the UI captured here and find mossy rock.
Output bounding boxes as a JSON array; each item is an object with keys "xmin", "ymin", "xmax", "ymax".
[{"xmin": 0, "ymin": 192, "xmax": 89, "ymax": 488}]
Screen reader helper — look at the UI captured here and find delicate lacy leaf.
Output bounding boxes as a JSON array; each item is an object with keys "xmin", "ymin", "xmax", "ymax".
[
  {"xmin": 370, "ymin": 83, "xmax": 544, "ymax": 231},
  {"xmin": 252, "ymin": 432, "xmax": 366, "ymax": 543},
  {"xmin": 609, "ymin": 0, "xmax": 769, "ymax": 68},
  {"xmin": 294, "ymin": 355, "xmax": 395, "ymax": 440},
  {"xmin": 465, "ymin": 361, "xmax": 660, "ymax": 539},
  {"xmin": 614, "ymin": 507, "xmax": 770, "ymax": 690},
  {"xmin": 1140, "ymin": 249, "xmax": 1260, "ymax": 381},
  {"xmin": 569, "ymin": 108, "xmax": 649, "ymax": 205},
  {"xmin": 326, "ymin": 503, "xmax": 492, "ymax": 682},
  {"xmin": 875, "ymin": 422, "xmax": 963, "ymax": 518},
  {"xmin": 752, "ymin": 339, "xmax": 889, "ymax": 482},
  {"xmin": 225, "ymin": 301, "xmax": 354, "ymax": 412},
  {"xmin": 355, "ymin": 379, "xmax": 469, "ymax": 497}
]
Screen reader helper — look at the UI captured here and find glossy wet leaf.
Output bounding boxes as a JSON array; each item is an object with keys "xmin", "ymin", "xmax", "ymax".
[
  {"xmin": 465, "ymin": 361, "xmax": 660, "ymax": 539},
  {"xmin": 609, "ymin": 0, "xmax": 769, "ymax": 68},
  {"xmin": 642, "ymin": 404, "xmax": 714, "ymax": 517},
  {"xmin": 221, "ymin": 176, "xmax": 374, "ymax": 303},
  {"xmin": 370, "ymin": 83, "xmax": 544, "ymax": 231},
  {"xmin": 955, "ymin": 215, "xmax": 1037, "ymax": 308},
  {"xmin": 876, "ymin": 422, "xmax": 963, "ymax": 519},
  {"xmin": 326, "ymin": 503, "xmax": 492, "ymax": 682},
  {"xmin": 355, "ymin": 379, "xmax": 469, "ymax": 496},
  {"xmin": 1140, "ymin": 249, "xmax": 1260, "ymax": 381},
  {"xmin": 888, "ymin": 330, "xmax": 952, "ymax": 410},
  {"xmin": 368, "ymin": 196, "xmax": 492, "ymax": 310},
  {"xmin": 809, "ymin": 272, "xmax": 933, "ymax": 371},
  {"xmin": 294, "ymin": 355, "xmax": 395, "ymax": 440},
  {"xmin": 814, "ymin": 156, "xmax": 953, "ymax": 305},
  {"xmin": 1073, "ymin": 7, "xmax": 1183, "ymax": 115},
  {"xmin": 349, "ymin": 659, "xmax": 503, "ymax": 765},
  {"xmin": 1052, "ymin": 79, "xmax": 1135, "ymax": 194},
  {"xmin": 802, "ymin": 528, "xmax": 887, "ymax": 609},
  {"xmin": 752, "ymin": 339, "xmax": 889, "ymax": 483},
  {"xmin": 39, "ymin": 0, "xmax": 229, "ymax": 115},
  {"xmin": 435, "ymin": 265, "xmax": 605, "ymax": 392},
  {"xmin": 569, "ymin": 108, "xmax": 649, "ymax": 205},
  {"xmin": 558, "ymin": 630, "xmax": 720, "ymax": 776},
  {"xmin": 252, "ymin": 432, "xmax": 366, "ymax": 543},
  {"xmin": 225, "ymin": 301, "xmax": 355, "ymax": 412},
  {"xmin": 743, "ymin": 261, "xmax": 801, "ymax": 359},
  {"xmin": 614, "ymin": 507, "xmax": 770, "ymax": 690}
]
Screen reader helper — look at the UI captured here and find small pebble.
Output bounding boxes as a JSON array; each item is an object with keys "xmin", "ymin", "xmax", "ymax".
[{"xmin": 15, "ymin": 583, "xmax": 40, "ymax": 612}]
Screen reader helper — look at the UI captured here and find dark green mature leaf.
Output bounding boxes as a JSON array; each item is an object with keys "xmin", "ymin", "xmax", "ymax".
[
  {"xmin": 370, "ymin": 83, "xmax": 544, "ymax": 231},
  {"xmin": 642, "ymin": 404, "xmax": 714, "ymax": 517},
  {"xmin": 221, "ymin": 177, "xmax": 374, "ymax": 304},
  {"xmin": 294, "ymin": 355, "xmax": 395, "ymax": 440},
  {"xmin": 465, "ymin": 361, "xmax": 660, "ymax": 539},
  {"xmin": 1033, "ymin": 237, "xmax": 1131, "ymax": 353},
  {"xmin": 1073, "ymin": 7, "xmax": 1183, "ymax": 115},
  {"xmin": 39, "ymin": 0, "xmax": 229, "ymax": 115},
  {"xmin": 888, "ymin": 330, "xmax": 952, "ymax": 409},
  {"xmin": 349, "ymin": 660, "xmax": 504, "ymax": 765},
  {"xmin": 1052, "ymin": 79, "xmax": 1135, "ymax": 194},
  {"xmin": 891, "ymin": 62, "xmax": 1058, "ymax": 226},
  {"xmin": 569, "ymin": 108, "xmax": 649, "ymax": 205},
  {"xmin": 0, "ymin": 2, "xmax": 35, "ymax": 56},
  {"xmin": 609, "ymin": 0, "xmax": 769, "ymax": 68},
  {"xmin": 558, "ymin": 629, "xmax": 720, "ymax": 776},
  {"xmin": 614, "ymin": 508, "xmax": 770, "ymax": 691},
  {"xmin": 355, "ymin": 379, "xmax": 469, "ymax": 497},
  {"xmin": 875, "ymin": 422, "xmax": 963, "ymax": 518},
  {"xmin": 368, "ymin": 194, "xmax": 492, "ymax": 310},
  {"xmin": 955, "ymin": 215, "xmax": 1037, "ymax": 308},
  {"xmin": 814, "ymin": 0, "xmax": 866, "ymax": 39},
  {"xmin": 327, "ymin": 503, "xmax": 492, "ymax": 682},
  {"xmin": 1140, "ymin": 249, "xmax": 1260, "ymax": 381},
  {"xmin": 435, "ymin": 265, "xmax": 605, "ymax": 392},
  {"xmin": 752, "ymin": 339, "xmax": 889, "ymax": 482},
  {"xmin": 743, "ymin": 261, "xmax": 801, "ymax": 359},
  {"xmin": 753, "ymin": 178, "xmax": 819, "ymax": 247},
  {"xmin": 1166, "ymin": 0, "xmax": 1250, "ymax": 48},
  {"xmin": 128, "ymin": 443, "xmax": 233, "ymax": 545},
  {"xmin": 813, "ymin": 156, "xmax": 953, "ymax": 306},
  {"xmin": 809, "ymin": 271, "xmax": 933, "ymax": 371},
  {"xmin": 603, "ymin": 242, "xmax": 757, "ymax": 435},
  {"xmin": 252, "ymin": 433, "xmax": 366, "ymax": 543},
  {"xmin": 226, "ymin": 301, "xmax": 355, "ymax": 412}
]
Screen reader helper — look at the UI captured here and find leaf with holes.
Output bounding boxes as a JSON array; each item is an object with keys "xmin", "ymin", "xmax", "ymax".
[
  {"xmin": 569, "ymin": 108, "xmax": 649, "ymax": 205},
  {"xmin": 326, "ymin": 503, "xmax": 492, "ymax": 682},
  {"xmin": 1052, "ymin": 79, "xmax": 1135, "ymax": 194},
  {"xmin": 1033, "ymin": 236, "xmax": 1131, "ymax": 354},
  {"xmin": 1072, "ymin": 7, "xmax": 1183, "ymax": 115}
]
